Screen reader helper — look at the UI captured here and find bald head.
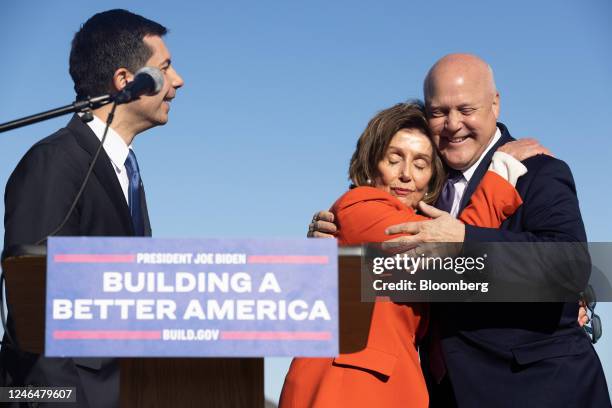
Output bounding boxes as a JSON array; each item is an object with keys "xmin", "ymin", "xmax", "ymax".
[
  {"xmin": 423, "ymin": 53, "xmax": 501, "ymax": 171},
  {"xmin": 424, "ymin": 53, "xmax": 497, "ymax": 102}
]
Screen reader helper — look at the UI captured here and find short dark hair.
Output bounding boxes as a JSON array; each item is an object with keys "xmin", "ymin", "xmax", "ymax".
[
  {"xmin": 348, "ymin": 101, "xmax": 446, "ymax": 205},
  {"xmin": 69, "ymin": 9, "xmax": 167, "ymax": 100}
]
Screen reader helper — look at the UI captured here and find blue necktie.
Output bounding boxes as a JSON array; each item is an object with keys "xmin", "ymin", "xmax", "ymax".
[
  {"xmin": 436, "ymin": 170, "xmax": 464, "ymax": 213},
  {"xmin": 125, "ymin": 150, "xmax": 145, "ymax": 236}
]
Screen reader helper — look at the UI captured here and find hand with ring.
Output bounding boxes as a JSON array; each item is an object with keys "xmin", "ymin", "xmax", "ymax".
[{"xmin": 307, "ymin": 211, "xmax": 337, "ymax": 238}]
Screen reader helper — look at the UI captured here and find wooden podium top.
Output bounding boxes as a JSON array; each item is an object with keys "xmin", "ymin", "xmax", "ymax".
[{"xmin": 2, "ymin": 247, "xmax": 47, "ymax": 353}]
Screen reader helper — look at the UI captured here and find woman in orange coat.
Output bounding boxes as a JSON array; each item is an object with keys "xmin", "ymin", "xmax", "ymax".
[{"xmin": 280, "ymin": 102, "xmax": 531, "ymax": 408}]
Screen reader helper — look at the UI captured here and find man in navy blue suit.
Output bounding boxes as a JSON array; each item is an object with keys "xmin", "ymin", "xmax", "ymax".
[
  {"xmin": 388, "ymin": 53, "xmax": 610, "ymax": 407},
  {"xmin": 311, "ymin": 54, "xmax": 610, "ymax": 407}
]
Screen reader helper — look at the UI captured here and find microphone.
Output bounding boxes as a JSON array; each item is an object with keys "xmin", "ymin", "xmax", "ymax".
[{"xmin": 113, "ymin": 66, "xmax": 164, "ymax": 104}]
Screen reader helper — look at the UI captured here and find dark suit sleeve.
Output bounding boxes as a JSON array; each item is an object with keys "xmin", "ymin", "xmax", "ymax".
[
  {"xmin": 4, "ymin": 143, "xmax": 83, "ymax": 248},
  {"xmin": 465, "ymin": 158, "xmax": 586, "ymax": 243},
  {"xmin": 463, "ymin": 157, "xmax": 590, "ymax": 295}
]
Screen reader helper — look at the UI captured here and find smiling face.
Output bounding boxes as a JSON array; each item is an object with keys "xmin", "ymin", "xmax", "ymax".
[
  {"xmin": 425, "ymin": 54, "xmax": 499, "ymax": 171},
  {"xmin": 123, "ymin": 35, "xmax": 184, "ymax": 131},
  {"xmin": 375, "ymin": 129, "xmax": 434, "ymax": 208}
]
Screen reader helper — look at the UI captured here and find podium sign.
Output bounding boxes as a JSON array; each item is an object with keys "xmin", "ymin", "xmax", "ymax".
[{"xmin": 45, "ymin": 237, "xmax": 338, "ymax": 358}]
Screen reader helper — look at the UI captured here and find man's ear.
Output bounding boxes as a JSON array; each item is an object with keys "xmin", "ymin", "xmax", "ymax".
[
  {"xmin": 111, "ymin": 68, "xmax": 133, "ymax": 92},
  {"xmin": 492, "ymin": 91, "xmax": 500, "ymax": 119}
]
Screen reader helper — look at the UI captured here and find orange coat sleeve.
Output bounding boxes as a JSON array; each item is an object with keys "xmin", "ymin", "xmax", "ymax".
[
  {"xmin": 331, "ymin": 187, "xmax": 427, "ymax": 245},
  {"xmin": 458, "ymin": 170, "xmax": 523, "ymax": 227}
]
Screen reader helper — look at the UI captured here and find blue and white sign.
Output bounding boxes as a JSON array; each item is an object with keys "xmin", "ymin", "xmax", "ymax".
[{"xmin": 45, "ymin": 237, "xmax": 338, "ymax": 357}]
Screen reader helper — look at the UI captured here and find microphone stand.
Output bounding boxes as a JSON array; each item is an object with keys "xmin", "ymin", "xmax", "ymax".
[{"xmin": 0, "ymin": 94, "xmax": 113, "ymax": 133}]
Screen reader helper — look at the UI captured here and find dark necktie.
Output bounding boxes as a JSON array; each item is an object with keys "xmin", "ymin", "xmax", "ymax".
[
  {"xmin": 125, "ymin": 150, "xmax": 145, "ymax": 236},
  {"xmin": 435, "ymin": 170, "xmax": 464, "ymax": 213}
]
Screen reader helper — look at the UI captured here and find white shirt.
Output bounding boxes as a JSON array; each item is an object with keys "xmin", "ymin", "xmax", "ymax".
[
  {"xmin": 85, "ymin": 115, "xmax": 132, "ymax": 204},
  {"xmin": 449, "ymin": 127, "xmax": 502, "ymax": 218}
]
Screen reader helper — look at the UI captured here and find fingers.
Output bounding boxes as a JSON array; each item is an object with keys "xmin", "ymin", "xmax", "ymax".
[
  {"xmin": 578, "ymin": 308, "xmax": 589, "ymax": 327},
  {"xmin": 578, "ymin": 301, "xmax": 589, "ymax": 327},
  {"xmin": 497, "ymin": 139, "xmax": 535, "ymax": 152},
  {"xmin": 497, "ymin": 138, "xmax": 554, "ymax": 161},
  {"xmin": 515, "ymin": 138, "xmax": 539, "ymax": 145},
  {"xmin": 314, "ymin": 210, "xmax": 334, "ymax": 223},
  {"xmin": 309, "ymin": 231, "xmax": 335, "ymax": 238},
  {"xmin": 307, "ymin": 220, "xmax": 335, "ymax": 238},
  {"xmin": 521, "ymin": 141, "xmax": 553, "ymax": 158},
  {"xmin": 307, "ymin": 211, "xmax": 337, "ymax": 238},
  {"xmin": 381, "ymin": 236, "xmax": 420, "ymax": 254},
  {"xmin": 417, "ymin": 242, "xmax": 461, "ymax": 259},
  {"xmin": 385, "ymin": 221, "xmax": 422, "ymax": 235},
  {"xmin": 534, "ymin": 146, "xmax": 555, "ymax": 158},
  {"xmin": 418, "ymin": 201, "xmax": 447, "ymax": 218},
  {"xmin": 310, "ymin": 220, "xmax": 337, "ymax": 234}
]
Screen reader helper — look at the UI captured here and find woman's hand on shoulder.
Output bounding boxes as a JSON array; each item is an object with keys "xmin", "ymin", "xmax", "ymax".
[{"xmin": 497, "ymin": 138, "xmax": 554, "ymax": 161}]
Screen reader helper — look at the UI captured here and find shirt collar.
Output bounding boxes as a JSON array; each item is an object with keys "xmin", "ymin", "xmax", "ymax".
[
  {"xmin": 461, "ymin": 127, "xmax": 502, "ymax": 182},
  {"xmin": 85, "ymin": 114, "xmax": 131, "ymax": 171}
]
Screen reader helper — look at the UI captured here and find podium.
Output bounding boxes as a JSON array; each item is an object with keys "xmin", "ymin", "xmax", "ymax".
[{"xmin": 1, "ymin": 244, "xmax": 372, "ymax": 407}]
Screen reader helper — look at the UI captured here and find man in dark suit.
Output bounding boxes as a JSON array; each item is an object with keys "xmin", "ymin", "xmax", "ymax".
[
  {"xmin": 388, "ymin": 53, "xmax": 609, "ymax": 407},
  {"xmin": 310, "ymin": 54, "xmax": 610, "ymax": 406},
  {"xmin": 1, "ymin": 9, "xmax": 183, "ymax": 408}
]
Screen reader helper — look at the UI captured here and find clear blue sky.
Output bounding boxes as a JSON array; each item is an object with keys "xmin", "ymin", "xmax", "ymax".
[{"xmin": 1, "ymin": 0, "xmax": 611, "ymax": 404}]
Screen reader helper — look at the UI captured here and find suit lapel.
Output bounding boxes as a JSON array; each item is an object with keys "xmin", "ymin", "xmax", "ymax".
[
  {"xmin": 458, "ymin": 123, "xmax": 515, "ymax": 213},
  {"xmin": 66, "ymin": 115, "xmax": 135, "ymax": 235}
]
